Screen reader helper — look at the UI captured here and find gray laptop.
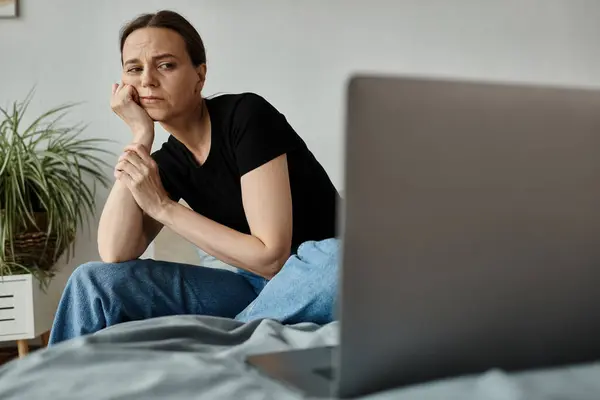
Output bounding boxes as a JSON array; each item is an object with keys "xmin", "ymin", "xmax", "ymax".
[{"xmin": 246, "ymin": 75, "xmax": 600, "ymax": 398}]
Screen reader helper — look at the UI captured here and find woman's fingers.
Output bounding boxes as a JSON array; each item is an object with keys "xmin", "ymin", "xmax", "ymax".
[
  {"xmin": 114, "ymin": 167, "xmax": 126, "ymax": 179},
  {"xmin": 110, "ymin": 82, "xmax": 154, "ymax": 135},
  {"xmin": 129, "ymin": 85, "xmax": 140, "ymax": 104},
  {"xmin": 115, "ymin": 160, "xmax": 142, "ymax": 181},
  {"xmin": 114, "ymin": 168, "xmax": 134, "ymax": 187},
  {"xmin": 119, "ymin": 150, "xmax": 145, "ymax": 170},
  {"xmin": 112, "ymin": 82, "xmax": 135, "ymax": 101},
  {"xmin": 124, "ymin": 143, "xmax": 154, "ymax": 165},
  {"xmin": 119, "ymin": 144, "xmax": 155, "ymax": 176},
  {"xmin": 112, "ymin": 82, "xmax": 126, "ymax": 95}
]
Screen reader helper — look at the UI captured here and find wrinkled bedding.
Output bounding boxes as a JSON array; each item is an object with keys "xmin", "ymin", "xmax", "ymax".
[{"xmin": 0, "ymin": 316, "xmax": 599, "ymax": 399}]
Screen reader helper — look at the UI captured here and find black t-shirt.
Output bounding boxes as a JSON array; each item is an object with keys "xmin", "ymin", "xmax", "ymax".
[{"xmin": 151, "ymin": 93, "xmax": 340, "ymax": 249}]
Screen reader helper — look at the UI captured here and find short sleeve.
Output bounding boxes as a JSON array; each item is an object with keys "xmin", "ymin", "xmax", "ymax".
[
  {"xmin": 231, "ymin": 93, "xmax": 303, "ymax": 176},
  {"xmin": 151, "ymin": 147, "xmax": 182, "ymax": 202}
]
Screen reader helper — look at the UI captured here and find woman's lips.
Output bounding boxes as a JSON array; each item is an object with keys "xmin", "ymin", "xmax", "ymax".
[{"xmin": 140, "ymin": 96, "xmax": 164, "ymax": 104}]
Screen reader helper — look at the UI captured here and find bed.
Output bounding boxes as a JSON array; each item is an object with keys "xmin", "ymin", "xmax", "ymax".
[{"xmin": 0, "ymin": 315, "xmax": 599, "ymax": 399}]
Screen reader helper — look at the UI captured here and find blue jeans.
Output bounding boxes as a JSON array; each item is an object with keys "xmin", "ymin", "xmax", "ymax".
[{"xmin": 49, "ymin": 239, "xmax": 339, "ymax": 345}]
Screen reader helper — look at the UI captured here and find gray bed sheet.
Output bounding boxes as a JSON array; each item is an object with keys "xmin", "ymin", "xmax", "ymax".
[{"xmin": 0, "ymin": 316, "xmax": 599, "ymax": 399}]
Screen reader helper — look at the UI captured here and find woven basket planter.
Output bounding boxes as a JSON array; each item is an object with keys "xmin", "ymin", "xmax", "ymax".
[{"xmin": 3, "ymin": 212, "xmax": 74, "ymax": 274}]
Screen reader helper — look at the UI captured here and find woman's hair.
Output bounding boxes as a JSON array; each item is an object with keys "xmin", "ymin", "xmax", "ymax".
[{"xmin": 119, "ymin": 10, "xmax": 206, "ymax": 66}]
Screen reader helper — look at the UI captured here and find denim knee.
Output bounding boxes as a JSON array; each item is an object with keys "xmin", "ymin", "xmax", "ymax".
[
  {"xmin": 235, "ymin": 238, "xmax": 340, "ymax": 325},
  {"xmin": 67, "ymin": 259, "xmax": 146, "ymax": 292}
]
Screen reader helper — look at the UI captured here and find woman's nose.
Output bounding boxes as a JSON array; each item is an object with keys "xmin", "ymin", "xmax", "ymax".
[{"xmin": 141, "ymin": 69, "xmax": 158, "ymax": 87}]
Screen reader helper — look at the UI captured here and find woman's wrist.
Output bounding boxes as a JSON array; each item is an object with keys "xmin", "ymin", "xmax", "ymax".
[
  {"xmin": 152, "ymin": 198, "xmax": 177, "ymax": 226},
  {"xmin": 131, "ymin": 128, "xmax": 155, "ymax": 150}
]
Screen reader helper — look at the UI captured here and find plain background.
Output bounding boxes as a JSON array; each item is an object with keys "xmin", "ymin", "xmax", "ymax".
[{"xmin": 1, "ymin": 0, "xmax": 600, "ymax": 324}]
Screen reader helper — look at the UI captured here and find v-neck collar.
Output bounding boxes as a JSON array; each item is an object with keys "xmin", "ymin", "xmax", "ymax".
[{"xmin": 169, "ymin": 99, "xmax": 218, "ymax": 169}]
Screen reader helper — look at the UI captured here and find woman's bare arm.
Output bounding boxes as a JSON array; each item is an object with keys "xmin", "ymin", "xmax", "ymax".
[
  {"xmin": 116, "ymin": 143, "xmax": 293, "ymax": 279},
  {"xmin": 99, "ymin": 83, "xmax": 163, "ymax": 262},
  {"xmin": 154, "ymin": 154, "xmax": 293, "ymax": 279},
  {"xmin": 97, "ymin": 179, "xmax": 164, "ymax": 263},
  {"xmin": 98, "ymin": 133, "xmax": 165, "ymax": 263}
]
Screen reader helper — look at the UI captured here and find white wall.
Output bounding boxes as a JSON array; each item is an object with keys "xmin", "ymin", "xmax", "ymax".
[{"xmin": 2, "ymin": 0, "xmax": 600, "ymax": 301}]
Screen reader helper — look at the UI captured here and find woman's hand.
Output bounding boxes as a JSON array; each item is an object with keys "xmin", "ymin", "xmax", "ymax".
[
  {"xmin": 114, "ymin": 143, "xmax": 172, "ymax": 219},
  {"xmin": 111, "ymin": 83, "xmax": 155, "ymax": 142}
]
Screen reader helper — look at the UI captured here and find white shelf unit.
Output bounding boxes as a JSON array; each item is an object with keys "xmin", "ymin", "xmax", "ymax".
[{"xmin": 0, "ymin": 274, "xmax": 53, "ymax": 356}]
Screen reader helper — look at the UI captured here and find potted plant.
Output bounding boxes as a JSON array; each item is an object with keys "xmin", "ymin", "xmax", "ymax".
[
  {"xmin": 0, "ymin": 91, "xmax": 112, "ymax": 355},
  {"xmin": 0, "ymin": 90, "xmax": 112, "ymax": 286}
]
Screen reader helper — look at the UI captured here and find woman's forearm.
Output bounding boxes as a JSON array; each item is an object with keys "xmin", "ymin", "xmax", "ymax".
[
  {"xmin": 154, "ymin": 201, "xmax": 290, "ymax": 279},
  {"xmin": 97, "ymin": 180, "xmax": 148, "ymax": 262},
  {"xmin": 97, "ymin": 134, "xmax": 154, "ymax": 263}
]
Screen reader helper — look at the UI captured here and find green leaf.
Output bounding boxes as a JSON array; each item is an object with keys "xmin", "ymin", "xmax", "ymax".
[{"xmin": 0, "ymin": 89, "xmax": 115, "ymax": 284}]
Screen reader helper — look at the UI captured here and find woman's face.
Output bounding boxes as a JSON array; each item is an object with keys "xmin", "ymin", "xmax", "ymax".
[{"xmin": 121, "ymin": 27, "xmax": 206, "ymax": 122}]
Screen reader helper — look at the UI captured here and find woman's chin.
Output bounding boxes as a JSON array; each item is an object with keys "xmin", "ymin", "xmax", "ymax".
[{"xmin": 145, "ymin": 109, "xmax": 168, "ymax": 122}]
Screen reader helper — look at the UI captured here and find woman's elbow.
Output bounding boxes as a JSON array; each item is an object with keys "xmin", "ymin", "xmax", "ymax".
[
  {"xmin": 97, "ymin": 243, "xmax": 140, "ymax": 264},
  {"xmin": 98, "ymin": 250, "xmax": 132, "ymax": 264},
  {"xmin": 97, "ymin": 233, "xmax": 147, "ymax": 264},
  {"xmin": 259, "ymin": 247, "xmax": 291, "ymax": 279}
]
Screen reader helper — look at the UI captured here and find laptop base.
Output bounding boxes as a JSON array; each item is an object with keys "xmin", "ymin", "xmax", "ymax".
[{"xmin": 245, "ymin": 346, "xmax": 337, "ymax": 398}]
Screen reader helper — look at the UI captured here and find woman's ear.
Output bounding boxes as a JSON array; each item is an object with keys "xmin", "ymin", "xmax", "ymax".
[{"xmin": 195, "ymin": 64, "xmax": 207, "ymax": 94}]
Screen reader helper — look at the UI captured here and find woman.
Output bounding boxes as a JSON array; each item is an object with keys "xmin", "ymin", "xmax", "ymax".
[{"xmin": 48, "ymin": 10, "xmax": 341, "ymax": 345}]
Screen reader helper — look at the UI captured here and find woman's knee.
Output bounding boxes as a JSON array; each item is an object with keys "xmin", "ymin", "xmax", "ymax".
[
  {"xmin": 297, "ymin": 238, "xmax": 339, "ymax": 260},
  {"xmin": 290, "ymin": 238, "xmax": 340, "ymax": 275},
  {"xmin": 68, "ymin": 259, "xmax": 151, "ymax": 288},
  {"xmin": 281, "ymin": 238, "xmax": 340, "ymax": 294}
]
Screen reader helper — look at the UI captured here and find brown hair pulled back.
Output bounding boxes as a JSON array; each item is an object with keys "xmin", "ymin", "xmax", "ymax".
[{"xmin": 119, "ymin": 10, "xmax": 206, "ymax": 66}]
